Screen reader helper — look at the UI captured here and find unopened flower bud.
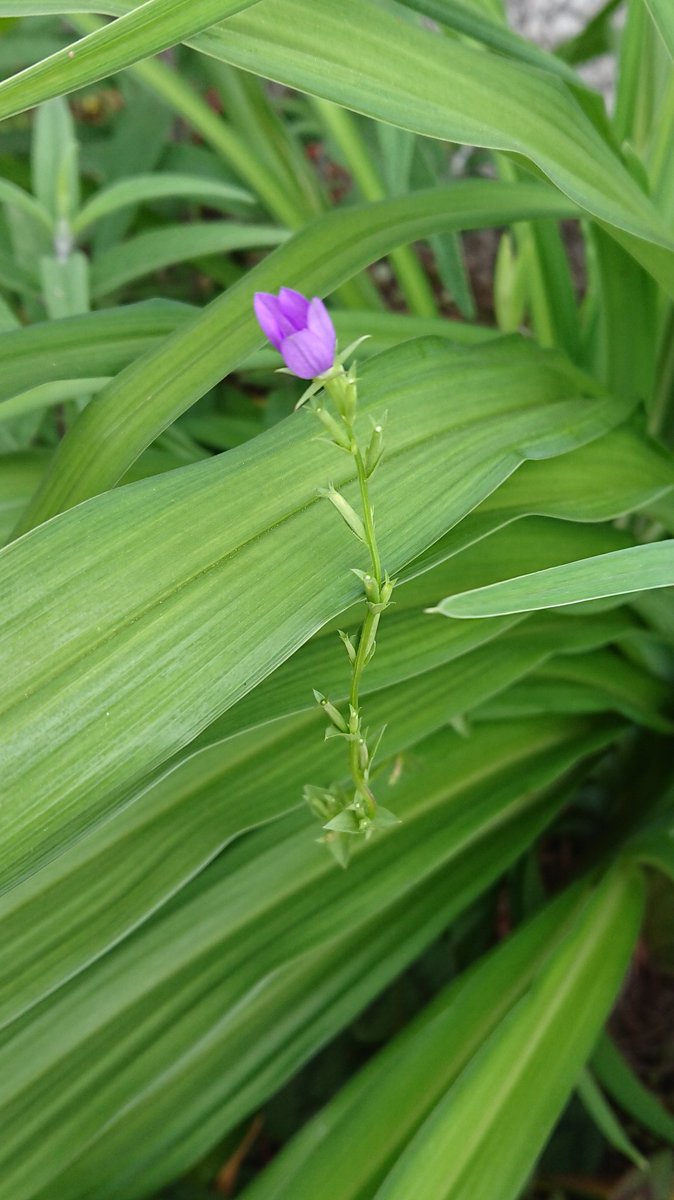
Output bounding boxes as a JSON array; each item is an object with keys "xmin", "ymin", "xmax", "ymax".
[
  {"xmin": 352, "ymin": 568, "xmax": 380, "ymax": 605},
  {"xmin": 348, "ymin": 704, "xmax": 361, "ymax": 736},
  {"xmin": 380, "ymin": 573, "xmax": 395, "ymax": 606},
  {"xmin": 304, "ymin": 784, "xmax": 341, "ymax": 821},
  {"xmin": 365, "ymin": 420, "xmax": 385, "ymax": 477},
  {"xmin": 253, "ymin": 288, "xmax": 336, "ymax": 379}
]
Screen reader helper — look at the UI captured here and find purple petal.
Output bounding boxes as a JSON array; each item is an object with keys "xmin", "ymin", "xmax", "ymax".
[
  {"xmin": 277, "ymin": 287, "xmax": 311, "ymax": 332},
  {"xmin": 281, "ymin": 329, "xmax": 335, "ymax": 379},
  {"xmin": 307, "ymin": 297, "xmax": 336, "ymax": 360},
  {"xmin": 254, "ymin": 292, "xmax": 294, "ymax": 351}
]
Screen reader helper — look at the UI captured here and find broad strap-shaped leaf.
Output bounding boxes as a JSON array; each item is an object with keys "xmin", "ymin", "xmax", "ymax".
[
  {"xmin": 371, "ymin": 865, "xmax": 644, "ymax": 1200},
  {"xmin": 13, "ymin": 181, "xmax": 576, "ymax": 529},
  {"xmin": 645, "ymin": 0, "xmax": 674, "ymax": 60},
  {"xmin": 0, "ymin": 336, "xmax": 633, "ymax": 889},
  {"xmin": 0, "ymin": 302, "xmax": 496, "ymax": 406},
  {"xmin": 406, "ymin": 423, "xmax": 674, "ymax": 578},
  {"xmin": 434, "ymin": 541, "xmax": 674, "ymax": 618},
  {"xmin": 193, "ymin": 0, "xmax": 674, "ymax": 289},
  {"xmin": 396, "ymin": 0, "xmax": 583, "ymax": 85},
  {"xmin": 0, "ymin": 706, "xmax": 606, "ymax": 1029},
  {"xmin": 475, "ymin": 648, "xmax": 672, "ymax": 732},
  {"xmin": 0, "ymin": 300, "xmax": 191, "ymax": 403},
  {"xmin": 3, "ymin": 0, "xmax": 673, "ymax": 294},
  {"xmin": 90, "ymin": 222, "xmax": 287, "ymax": 298},
  {"xmin": 0, "ymin": 717, "xmax": 616, "ymax": 1200},
  {"xmin": 198, "ymin": 596, "xmax": 638, "ymax": 748},
  {"xmin": 72, "ymin": 172, "xmax": 253, "ymax": 234},
  {"xmin": 237, "ymin": 884, "xmax": 601, "ymax": 1200},
  {"xmin": 0, "ymin": 0, "xmax": 263, "ymax": 120},
  {"xmin": 593, "ymin": 1033, "xmax": 674, "ymax": 1146}
]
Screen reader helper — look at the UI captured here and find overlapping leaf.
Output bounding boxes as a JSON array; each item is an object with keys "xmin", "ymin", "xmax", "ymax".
[
  {"xmin": 370, "ymin": 866, "xmax": 644, "ymax": 1200},
  {"xmin": 238, "ymin": 883, "xmax": 607, "ymax": 1200},
  {"xmin": 0, "ymin": 0, "xmax": 262, "ymax": 119},
  {"xmin": 2, "ymin": 0, "xmax": 673, "ymax": 297},
  {"xmin": 0, "ymin": 715, "xmax": 618, "ymax": 1200},
  {"xmin": 0, "ymin": 335, "xmax": 632, "ymax": 888},
  {"xmin": 434, "ymin": 542, "xmax": 674, "ymax": 618},
  {"xmin": 14, "ymin": 182, "xmax": 575, "ymax": 528}
]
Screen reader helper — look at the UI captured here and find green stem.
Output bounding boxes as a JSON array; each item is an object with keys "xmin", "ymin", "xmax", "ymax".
[
  {"xmin": 354, "ymin": 447, "xmax": 382, "ymax": 584},
  {"xmin": 345, "ymin": 438, "xmax": 385, "ymax": 813},
  {"xmin": 348, "ymin": 607, "xmax": 380, "ymax": 813}
]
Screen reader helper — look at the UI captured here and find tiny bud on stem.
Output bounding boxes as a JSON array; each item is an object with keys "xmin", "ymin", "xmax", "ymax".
[{"xmin": 365, "ymin": 422, "xmax": 385, "ymax": 477}]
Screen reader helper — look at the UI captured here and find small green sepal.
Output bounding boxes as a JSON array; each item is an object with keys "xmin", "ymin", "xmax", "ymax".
[
  {"xmin": 313, "ymin": 688, "xmax": 348, "ymax": 732},
  {"xmin": 338, "ymin": 629, "xmax": 357, "ymax": 665},
  {"xmin": 312, "ymin": 402, "xmax": 353, "ymax": 450},
  {"xmin": 324, "ymin": 809, "xmax": 362, "ymax": 834},
  {"xmin": 371, "ymin": 805, "xmax": 400, "ymax": 829},
  {"xmin": 322, "ymin": 832, "xmax": 351, "ymax": 868},
  {"xmin": 365, "ymin": 416, "xmax": 386, "ymax": 477},
  {"xmin": 319, "ymin": 486, "xmax": 367, "ymax": 542}
]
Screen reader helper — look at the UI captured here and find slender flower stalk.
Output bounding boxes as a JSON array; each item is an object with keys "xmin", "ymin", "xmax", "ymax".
[{"xmin": 254, "ymin": 288, "xmax": 398, "ymax": 864}]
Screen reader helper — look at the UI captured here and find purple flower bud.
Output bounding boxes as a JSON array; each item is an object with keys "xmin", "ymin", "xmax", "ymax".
[{"xmin": 253, "ymin": 287, "xmax": 336, "ymax": 379}]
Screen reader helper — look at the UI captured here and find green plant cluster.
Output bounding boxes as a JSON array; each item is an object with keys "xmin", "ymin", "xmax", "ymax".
[{"xmin": 0, "ymin": 2, "xmax": 673, "ymax": 1199}]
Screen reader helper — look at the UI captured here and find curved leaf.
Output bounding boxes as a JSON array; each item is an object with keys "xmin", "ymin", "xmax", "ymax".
[
  {"xmin": 90, "ymin": 221, "xmax": 287, "ymax": 298},
  {"xmin": 434, "ymin": 542, "xmax": 674, "ymax": 618},
  {"xmin": 72, "ymin": 172, "xmax": 252, "ymax": 234},
  {"xmin": 0, "ymin": 336, "xmax": 631, "ymax": 888},
  {"xmin": 0, "ymin": 0, "xmax": 263, "ymax": 120},
  {"xmin": 0, "ymin": 716, "xmax": 613, "ymax": 1200},
  {"xmin": 372, "ymin": 866, "xmax": 644, "ymax": 1200},
  {"xmin": 13, "ymin": 181, "xmax": 576, "ymax": 530}
]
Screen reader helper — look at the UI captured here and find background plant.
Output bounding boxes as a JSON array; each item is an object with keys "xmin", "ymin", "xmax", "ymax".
[{"xmin": 0, "ymin": 2, "xmax": 673, "ymax": 1198}]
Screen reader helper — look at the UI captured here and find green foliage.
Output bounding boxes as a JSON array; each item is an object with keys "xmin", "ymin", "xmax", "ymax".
[{"xmin": 0, "ymin": 3, "xmax": 672, "ymax": 1199}]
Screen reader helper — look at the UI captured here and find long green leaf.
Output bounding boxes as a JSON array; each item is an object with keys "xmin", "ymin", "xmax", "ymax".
[
  {"xmin": 593, "ymin": 1033, "xmax": 674, "ymax": 1146},
  {"xmin": 577, "ymin": 1069, "xmax": 648, "ymax": 1171},
  {"xmin": 0, "ymin": 301, "xmax": 191, "ymax": 403},
  {"xmin": 0, "ymin": 717, "xmax": 613, "ymax": 1200},
  {"xmin": 477, "ymin": 649, "xmax": 672, "ymax": 732},
  {"xmin": 241, "ymin": 886, "xmax": 590, "ymax": 1200},
  {"xmin": 1, "ymin": 2, "xmax": 672, "ymax": 287},
  {"xmin": 13, "ymin": 182, "xmax": 576, "ymax": 530},
  {"xmin": 199, "ymin": 594, "xmax": 637, "ymax": 748},
  {"xmin": 407, "ymin": 423, "xmax": 674, "ymax": 578},
  {"xmin": 72, "ymin": 172, "xmax": 252, "ymax": 234},
  {"xmin": 397, "ymin": 0, "xmax": 583, "ymax": 85},
  {"xmin": 645, "ymin": 0, "xmax": 674, "ymax": 60},
  {"xmin": 0, "ymin": 177, "xmax": 52, "ymax": 232},
  {"xmin": 371, "ymin": 866, "xmax": 644, "ymax": 1200},
  {"xmin": 0, "ymin": 303, "xmax": 496, "ymax": 405},
  {"xmin": 434, "ymin": 542, "xmax": 674, "ymax": 617},
  {"xmin": 0, "ymin": 704, "xmax": 600, "ymax": 1030},
  {"xmin": 0, "ymin": 335, "xmax": 631, "ymax": 888},
  {"xmin": 90, "ymin": 222, "xmax": 286, "ymax": 298},
  {"xmin": 0, "ymin": 378, "xmax": 110, "ymax": 422},
  {"xmin": 192, "ymin": 0, "xmax": 674, "ymax": 287},
  {"xmin": 0, "ymin": 0, "xmax": 262, "ymax": 120}
]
